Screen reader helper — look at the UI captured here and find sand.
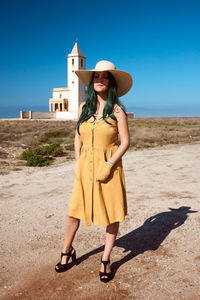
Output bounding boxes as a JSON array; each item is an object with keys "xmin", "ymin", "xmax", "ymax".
[{"xmin": 0, "ymin": 142, "xmax": 200, "ymax": 299}]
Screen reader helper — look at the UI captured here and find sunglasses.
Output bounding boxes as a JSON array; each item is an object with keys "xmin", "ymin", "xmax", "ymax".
[{"xmin": 93, "ymin": 73, "xmax": 110, "ymax": 80}]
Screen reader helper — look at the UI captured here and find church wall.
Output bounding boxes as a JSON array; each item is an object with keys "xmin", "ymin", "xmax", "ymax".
[
  {"xmin": 56, "ymin": 112, "xmax": 77, "ymax": 120},
  {"xmin": 53, "ymin": 90, "xmax": 69, "ymax": 99},
  {"xmin": 67, "ymin": 54, "xmax": 80, "ymax": 112},
  {"xmin": 79, "ymin": 56, "xmax": 86, "ymax": 103}
]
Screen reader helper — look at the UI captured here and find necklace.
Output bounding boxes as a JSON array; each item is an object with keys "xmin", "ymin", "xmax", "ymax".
[
  {"xmin": 94, "ymin": 114, "xmax": 103, "ymax": 121},
  {"xmin": 94, "ymin": 110, "xmax": 103, "ymax": 119}
]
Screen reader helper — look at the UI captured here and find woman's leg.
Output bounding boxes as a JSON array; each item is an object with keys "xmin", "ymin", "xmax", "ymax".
[
  {"xmin": 56, "ymin": 215, "xmax": 80, "ymax": 268},
  {"xmin": 100, "ymin": 222, "xmax": 119, "ymax": 276},
  {"xmin": 62, "ymin": 215, "xmax": 80, "ymax": 252}
]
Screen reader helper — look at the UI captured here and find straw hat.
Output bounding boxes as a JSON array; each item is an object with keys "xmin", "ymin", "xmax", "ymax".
[{"xmin": 75, "ymin": 60, "xmax": 133, "ymax": 97}]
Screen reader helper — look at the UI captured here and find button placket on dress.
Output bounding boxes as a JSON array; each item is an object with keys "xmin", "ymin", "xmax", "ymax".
[
  {"xmin": 91, "ymin": 122, "xmax": 96, "ymax": 222},
  {"xmin": 89, "ymin": 121, "xmax": 99, "ymax": 223}
]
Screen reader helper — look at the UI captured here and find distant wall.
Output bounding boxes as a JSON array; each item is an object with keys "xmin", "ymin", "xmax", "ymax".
[
  {"xmin": 20, "ymin": 110, "xmax": 134, "ymax": 120},
  {"xmin": 20, "ymin": 111, "xmax": 29, "ymax": 119},
  {"xmin": 127, "ymin": 112, "xmax": 134, "ymax": 118},
  {"xmin": 31, "ymin": 111, "xmax": 56, "ymax": 119},
  {"xmin": 20, "ymin": 110, "xmax": 77, "ymax": 120},
  {"xmin": 20, "ymin": 111, "xmax": 56, "ymax": 119}
]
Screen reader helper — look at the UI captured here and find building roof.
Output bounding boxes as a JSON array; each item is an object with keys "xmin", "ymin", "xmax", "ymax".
[
  {"xmin": 71, "ymin": 42, "xmax": 83, "ymax": 55},
  {"xmin": 53, "ymin": 88, "xmax": 69, "ymax": 91},
  {"xmin": 68, "ymin": 42, "xmax": 85, "ymax": 58}
]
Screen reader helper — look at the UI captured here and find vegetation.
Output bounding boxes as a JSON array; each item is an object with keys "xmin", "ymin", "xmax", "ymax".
[
  {"xmin": 19, "ymin": 143, "xmax": 64, "ymax": 166},
  {"xmin": 0, "ymin": 117, "xmax": 200, "ymax": 172},
  {"xmin": 38, "ymin": 129, "xmax": 74, "ymax": 144},
  {"xmin": 128, "ymin": 118, "xmax": 200, "ymax": 150}
]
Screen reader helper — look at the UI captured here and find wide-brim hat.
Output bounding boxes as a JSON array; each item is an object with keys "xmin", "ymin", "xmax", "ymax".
[{"xmin": 75, "ymin": 60, "xmax": 133, "ymax": 97}]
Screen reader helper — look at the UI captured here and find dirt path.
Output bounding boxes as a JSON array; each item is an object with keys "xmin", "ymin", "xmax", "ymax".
[{"xmin": 0, "ymin": 143, "xmax": 200, "ymax": 299}]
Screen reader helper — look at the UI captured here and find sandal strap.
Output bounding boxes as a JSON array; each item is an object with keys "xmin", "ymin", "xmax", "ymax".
[
  {"xmin": 100, "ymin": 271, "xmax": 111, "ymax": 276},
  {"xmin": 101, "ymin": 259, "xmax": 110, "ymax": 273},
  {"xmin": 101, "ymin": 259, "xmax": 110, "ymax": 263},
  {"xmin": 61, "ymin": 247, "xmax": 74, "ymax": 258}
]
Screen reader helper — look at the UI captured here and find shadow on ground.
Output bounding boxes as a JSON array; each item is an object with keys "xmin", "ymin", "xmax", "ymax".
[
  {"xmin": 3, "ymin": 206, "xmax": 198, "ymax": 300},
  {"xmin": 77, "ymin": 206, "xmax": 197, "ymax": 278}
]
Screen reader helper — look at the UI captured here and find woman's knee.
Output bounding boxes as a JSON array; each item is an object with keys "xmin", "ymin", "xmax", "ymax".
[
  {"xmin": 106, "ymin": 222, "xmax": 119, "ymax": 234},
  {"xmin": 66, "ymin": 215, "xmax": 80, "ymax": 224}
]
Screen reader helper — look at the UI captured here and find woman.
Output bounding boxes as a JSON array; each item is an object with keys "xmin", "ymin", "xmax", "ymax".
[{"xmin": 55, "ymin": 60, "xmax": 133, "ymax": 282}]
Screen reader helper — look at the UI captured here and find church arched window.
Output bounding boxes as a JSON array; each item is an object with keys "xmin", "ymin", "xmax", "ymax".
[
  {"xmin": 72, "ymin": 59, "xmax": 74, "ymax": 66},
  {"xmin": 81, "ymin": 58, "xmax": 83, "ymax": 68}
]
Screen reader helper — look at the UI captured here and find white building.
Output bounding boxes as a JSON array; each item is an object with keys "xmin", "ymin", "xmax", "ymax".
[{"xmin": 49, "ymin": 42, "xmax": 86, "ymax": 119}]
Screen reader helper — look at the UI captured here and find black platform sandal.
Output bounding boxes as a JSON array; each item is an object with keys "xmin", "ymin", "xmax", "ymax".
[
  {"xmin": 55, "ymin": 246, "xmax": 77, "ymax": 273},
  {"xmin": 99, "ymin": 258, "xmax": 112, "ymax": 283}
]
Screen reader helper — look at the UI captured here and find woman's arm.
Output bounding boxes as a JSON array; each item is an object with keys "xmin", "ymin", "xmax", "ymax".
[
  {"xmin": 74, "ymin": 101, "xmax": 85, "ymax": 160},
  {"xmin": 108, "ymin": 105, "xmax": 130, "ymax": 165}
]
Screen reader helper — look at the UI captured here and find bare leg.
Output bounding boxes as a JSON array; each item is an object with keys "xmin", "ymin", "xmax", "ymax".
[
  {"xmin": 100, "ymin": 222, "xmax": 119, "ymax": 277},
  {"xmin": 55, "ymin": 215, "xmax": 80, "ymax": 269},
  {"xmin": 62, "ymin": 215, "xmax": 80, "ymax": 252}
]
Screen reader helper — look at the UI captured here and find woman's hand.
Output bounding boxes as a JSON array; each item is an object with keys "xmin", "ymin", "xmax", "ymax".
[{"xmin": 96, "ymin": 161, "xmax": 113, "ymax": 182}]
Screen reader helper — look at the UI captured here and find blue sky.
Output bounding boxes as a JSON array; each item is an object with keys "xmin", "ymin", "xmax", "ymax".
[{"xmin": 0, "ymin": 0, "xmax": 200, "ymax": 113}]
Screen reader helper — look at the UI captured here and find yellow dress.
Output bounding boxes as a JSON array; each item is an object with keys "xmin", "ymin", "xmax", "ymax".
[{"xmin": 68, "ymin": 104, "xmax": 127, "ymax": 226}]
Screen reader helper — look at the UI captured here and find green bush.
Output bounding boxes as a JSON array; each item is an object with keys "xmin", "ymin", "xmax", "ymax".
[
  {"xmin": 31, "ymin": 143, "xmax": 64, "ymax": 156},
  {"xmin": 38, "ymin": 129, "xmax": 73, "ymax": 143},
  {"xmin": 38, "ymin": 136, "xmax": 49, "ymax": 143},
  {"xmin": 19, "ymin": 143, "xmax": 64, "ymax": 167},
  {"xmin": 51, "ymin": 146, "xmax": 64, "ymax": 157},
  {"xmin": 20, "ymin": 149, "xmax": 33, "ymax": 161},
  {"xmin": 40, "ymin": 143, "xmax": 64, "ymax": 156},
  {"xmin": 26, "ymin": 154, "xmax": 51, "ymax": 167}
]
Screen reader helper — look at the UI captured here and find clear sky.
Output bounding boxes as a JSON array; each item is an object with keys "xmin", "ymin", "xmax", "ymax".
[{"xmin": 0, "ymin": 0, "xmax": 199, "ymax": 112}]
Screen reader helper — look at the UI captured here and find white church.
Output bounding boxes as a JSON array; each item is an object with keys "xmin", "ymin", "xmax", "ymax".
[
  {"xmin": 20, "ymin": 42, "xmax": 86, "ymax": 120},
  {"xmin": 48, "ymin": 42, "xmax": 86, "ymax": 119}
]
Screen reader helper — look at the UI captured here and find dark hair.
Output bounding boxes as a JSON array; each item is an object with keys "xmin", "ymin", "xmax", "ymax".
[{"xmin": 76, "ymin": 72, "xmax": 127, "ymax": 134}]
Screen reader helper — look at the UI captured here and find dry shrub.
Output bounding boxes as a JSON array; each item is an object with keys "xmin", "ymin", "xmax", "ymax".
[
  {"xmin": 0, "ymin": 149, "xmax": 8, "ymax": 158},
  {"xmin": 19, "ymin": 143, "xmax": 64, "ymax": 166},
  {"xmin": 0, "ymin": 118, "xmax": 200, "ymax": 171},
  {"xmin": 128, "ymin": 117, "xmax": 200, "ymax": 149}
]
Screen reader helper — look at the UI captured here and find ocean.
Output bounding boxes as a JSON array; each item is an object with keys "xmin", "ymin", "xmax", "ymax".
[
  {"xmin": 0, "ymin": 105, "xmax": 200, "ymax": 119},
  {"xmin": 126, "ymin": 106, "xmax": 200, "ymax": 118},
  {"xmin": 0, "ymin": 106, "xmax": 48, "ymax": 119}
]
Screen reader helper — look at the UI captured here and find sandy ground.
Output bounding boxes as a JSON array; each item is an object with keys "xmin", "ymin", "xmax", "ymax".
[{"xmin": 0, "ymin": 143, "xmax": 200, "ymax": 300}]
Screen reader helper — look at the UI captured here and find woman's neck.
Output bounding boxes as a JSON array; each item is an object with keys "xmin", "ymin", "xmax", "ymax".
[
  {"xmin": 97, "ymin": 91, "xmax": 107, "ymax": 101},
  {"xmin": 96, "ymin": 93, "xmax": 107, "ymax": 107},
  {"xmin": 95, "ymin": 92, "xmax": 107, "ymax": 115}
]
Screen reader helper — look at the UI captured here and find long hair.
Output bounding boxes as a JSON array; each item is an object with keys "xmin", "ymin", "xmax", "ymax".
[{"xmin": 77, "ymin": 72, "xmax": 127, "ymax": 134}]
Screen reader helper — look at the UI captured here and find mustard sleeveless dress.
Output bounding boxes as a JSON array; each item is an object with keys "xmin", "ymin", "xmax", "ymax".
[{"xmin": 68, "ymin": 104, "xmax": 127, "ymax": 226}]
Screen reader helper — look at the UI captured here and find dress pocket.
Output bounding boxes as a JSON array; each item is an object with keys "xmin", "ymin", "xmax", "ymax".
[{"xmin": 96, "ymin": 160, "xmax": 112, "ymax": 182}]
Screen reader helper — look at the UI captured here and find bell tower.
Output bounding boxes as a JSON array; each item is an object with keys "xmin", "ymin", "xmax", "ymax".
[{"xmin": 67, "ymin": 42, "xmax": 86, "ymax": 112}]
